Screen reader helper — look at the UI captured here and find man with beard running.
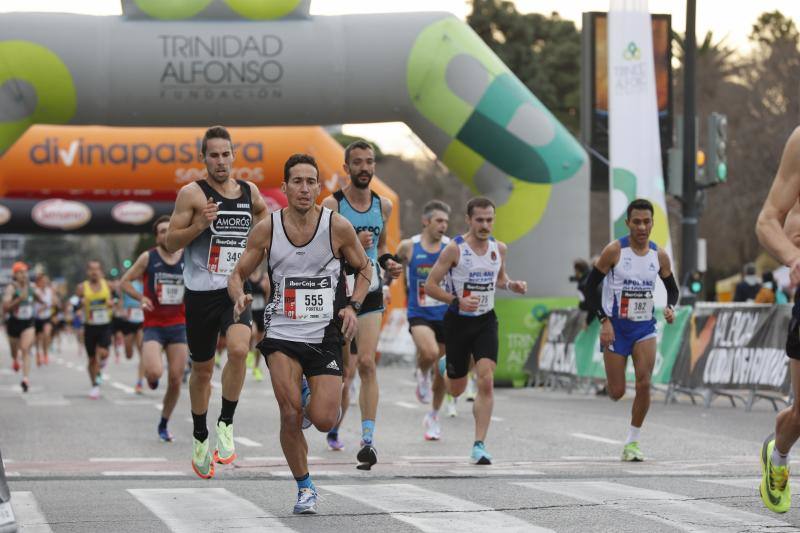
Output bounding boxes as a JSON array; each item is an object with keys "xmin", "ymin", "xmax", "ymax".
[
  {"xmin": 166, "ymin": 125, "xmax": 268, "ymax": 478},
  {"xmin": 425, "ymin": 198, "xmax": 528, "ymax": 464},
  {"xmin": 3, "ymin": 262, "xmax": 36, "ymax": 392},
  {"xmin": 395, "ymin": 200, "xmax": 451, "ymax": 440},
  {"xmin": 120, "ymin": 215, "xmax": 188, "ymax": 442},
  {"xmin": 229, "ymin": 153, "xmax": 372, "ymax": 514},
  {"xmin": 321, "ymin": 140, "xmax": 402, "ymax": 468}
]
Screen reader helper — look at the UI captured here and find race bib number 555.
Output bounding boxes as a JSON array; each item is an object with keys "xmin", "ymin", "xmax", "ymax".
[{"xmin": 283, "ymin": 276, "xmax": 334, "ymax": 321}]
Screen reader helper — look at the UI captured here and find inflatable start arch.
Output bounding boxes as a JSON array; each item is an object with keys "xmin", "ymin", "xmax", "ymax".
[{"xmin": 0, "ymin": 0, "xmax": 589, "ymax": 296}]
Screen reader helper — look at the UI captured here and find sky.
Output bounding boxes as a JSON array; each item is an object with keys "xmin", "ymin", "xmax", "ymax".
[{"xmin": 2, "ymin": 0, "xmax": 798, "ymax": 157}]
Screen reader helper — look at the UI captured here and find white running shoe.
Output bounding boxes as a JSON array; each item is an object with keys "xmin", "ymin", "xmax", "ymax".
[
  {"xmin": 423, "ymin": 412, "xmax": 441, "ymax": 441},
  {"xmin": 466, "ymin": 373, "xmax": 477, "ymax": 402},
  {"xmin": 415, "ymin": 368, "xmax": 433, "ymax": 404},
  {"xmin": 89, "ymin": 385, "xmax": 100, "ymax": 400},
  {"xmin": 444, "ymin": 394, "xmax": 457, "ymax": 417}
]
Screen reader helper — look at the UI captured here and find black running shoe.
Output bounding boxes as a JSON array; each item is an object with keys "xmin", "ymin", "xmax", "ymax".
[{"xmin": 356, "ymin": 441, "xmax": 377, "ymax": 470}]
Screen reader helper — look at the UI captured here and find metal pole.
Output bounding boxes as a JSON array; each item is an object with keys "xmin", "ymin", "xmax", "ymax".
[{"xmin": 680, "ymin": 0, "xmax": 697, "ymax": 284}]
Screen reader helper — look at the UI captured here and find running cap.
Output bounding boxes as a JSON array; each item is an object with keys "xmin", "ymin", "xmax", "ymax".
[{"xmin": 12, "ymin": 261, "xmax": 28, "ymax": 274}]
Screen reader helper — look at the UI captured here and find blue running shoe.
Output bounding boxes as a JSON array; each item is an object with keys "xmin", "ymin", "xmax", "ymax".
[
  {"xmin": 159, "ymin": 426, "xmax": 174, "ymax": 442},
  {"xmin": 471, "ymin": 442, "xmax": 492, "ymax": 465},
  {"xmin": 301, "ymin": 376, "xmax": 312, "ymax": 430},
  {"xmin": 438, "ymin": 356, "xmax": 446, "ymax": 377},
  {"xmin": 293, "ymin": 487, "xmax": 318, "ymax": 514}
]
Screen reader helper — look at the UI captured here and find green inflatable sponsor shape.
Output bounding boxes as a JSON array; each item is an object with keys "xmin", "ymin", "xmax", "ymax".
[{"xmin": 494, "ymin": 297, "xmax": 578, "ymax": 388}]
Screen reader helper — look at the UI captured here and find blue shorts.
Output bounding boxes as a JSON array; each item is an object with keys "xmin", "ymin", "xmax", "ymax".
[
  {"xmin": 604, "ymin": 317, "xmax": 657, "ymax": 357},
  {"xmin": 143, "ymin": 324, "xmax": 187, "ymax": 347}
]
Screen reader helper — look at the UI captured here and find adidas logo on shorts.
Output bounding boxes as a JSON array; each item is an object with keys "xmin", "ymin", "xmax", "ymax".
[{"xmin": 326, "ymin": 360, "xmax": 340, "ymax": 371}]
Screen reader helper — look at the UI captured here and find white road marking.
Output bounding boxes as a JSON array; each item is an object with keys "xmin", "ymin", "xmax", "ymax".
[
  {"xmin": 128, "ymin": 488, "xmax": 294, "ymax": 532},
  {"xmin": 326, "ymin": 483, "xmax": 551, "ymax": 532},
  {"xmin": 10, "ymin": 491, "xmax": 53, "ymax": 533},
  {"xmin": 268, "ymin": 470, "xmax": 347, "ymax": 478},
  {"xmin": 233, "ymin": 437, "xmax": 263, "ymax": 447},
  {"xmin": 490, "ymin": 416, "xmax": 504, "ymax": 422},
  {"xmin": 401, "ymin": 455, "xmax": 467, "ymax": 462},
  {"xmin": 517, "ymin": 480, "xmax": 795, "ymax": 531},
  {"xmin": 111, "ymin": 382, "xmax": 135, "ymax": 394},
  {"xmin": 90, "ymin": 457, "xmax": 168, "ymax": 462},
  {"xmin": 243, "ymin": 456, "xmax": 323, "ymax": 462},
  {"xmin": 394, "ymin": 401, "xmax": 419, "ymax": 409},
  {"xmin": 447, "ymin": 468, "xmax": 544, "ymax": 477},
  {"xmin": 570, "ymin": 432, "xmax": 623, "ymax": 445},
  {"xmin": 103, "ymin": 471, "xmax": 185, "ymax": 477},
  {"xmin": 701, "ymin": 477, "xmax": 800, "ymax": 491}
]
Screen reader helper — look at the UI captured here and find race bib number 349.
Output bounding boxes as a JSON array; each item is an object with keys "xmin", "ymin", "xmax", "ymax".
[
  {"xmin": 207, "ymin": 235, "xmax": 247, "ymax": 275},
  {"xmin": 283, "ymin": 276, "xmax": 334, "ymax": 321}
]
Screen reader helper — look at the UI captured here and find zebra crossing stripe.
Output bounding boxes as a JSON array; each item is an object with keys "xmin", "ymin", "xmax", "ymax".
[
  {"xmin": 128, "ymin": 488, "xmax": 294, "ymax": 532},
  {"xmin": 326, "ymin": 483, "xmax": 552, "ymax": 532},
  {"xmin": 700, "ymin": 477, "xmax": 800, "ymax": 491},
  {"xmin": 10, "ymin": 491, "xmax": 53, "ymax": 533},
  {"xmin": 516, "ymin": 481, "xmax": 795, "ymax": 531}
]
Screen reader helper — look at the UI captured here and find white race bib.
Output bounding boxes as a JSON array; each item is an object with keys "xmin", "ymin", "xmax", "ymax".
[
  {"xmin": 252, "ymin": 294, "xmax": 266, "ymax": 310},
  {"xmin": 620, "ymin": 289, "xmax": 654, "ymax": 322},
  {"xmin": 156, "ymin": 279, "xmax": 184, "ymax": 305},
  {"xmin": 15, "ymin": 304, "xmax": 33, "ymax": 320},
  {"xmin": 89, "ymin": 307, "xmax": 110, "ymax": 325},
  {"xmin": 461, "ymin": 281, "xmax": 495, "ymax": 315},
  {"xmin": 282, "ymin": 276, "xmax": 334, "ymax": 321},
  {"xmin": 417, "ymin": 280, "xmax": 446, "ymax": 307},
  {"xmin": 207, "ymin": 235, "xmax": 247, "ymax": 275},
  {"xmin": 345, "ymin": 259, "xmax": 380, "ymax": 297},
  {"xmin": 127, "ymin": 307, "xmax": 144, "ymax": 323}
]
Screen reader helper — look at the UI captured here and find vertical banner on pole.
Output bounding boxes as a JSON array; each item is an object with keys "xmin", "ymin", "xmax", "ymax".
[{"xmin": 608, "ymin": 0, "xmax": 674, "ymax": 303}]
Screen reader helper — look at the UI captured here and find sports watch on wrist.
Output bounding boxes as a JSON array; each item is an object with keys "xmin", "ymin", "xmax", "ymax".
[{"xmin": 348, "ymin": 300, "xmax": 362, "ymax": 313}]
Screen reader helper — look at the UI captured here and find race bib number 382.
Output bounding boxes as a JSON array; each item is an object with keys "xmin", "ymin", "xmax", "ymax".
[
  {"xmin": 283, "ymin": 276, "xmax": 334, "ymax": 321},
  {"xmin": 620, "ymin": 289, "xmax": 653, "ymax": 321},
  {"xmin": 207, "ymin": 235, "xmax": 247, "ymax": 275}
]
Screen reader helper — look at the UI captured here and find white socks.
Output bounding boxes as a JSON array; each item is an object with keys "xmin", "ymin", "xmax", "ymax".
[
  {"xmin": 772, "ymin": 447, "xmax": 790, "ymax": 467},
  {"xmin": 625, "ymin": 425, "xmax": 641, "ymax": 445}
]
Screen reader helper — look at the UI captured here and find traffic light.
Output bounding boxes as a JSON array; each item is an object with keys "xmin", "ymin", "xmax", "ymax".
[
  {"xmin": 707, "ymin": 112, "xmax": 728, "ymax": 183},
  {"xmin": 123, "ymin": 259, "xmax": 132, "ymax": 269},
  {"xmin": 689, "ymin": 271, "xmax": 704, "ymax": 295},
  {"xmin": 110, "ymin": 267, "xmax": 119, "ymax": 277}
]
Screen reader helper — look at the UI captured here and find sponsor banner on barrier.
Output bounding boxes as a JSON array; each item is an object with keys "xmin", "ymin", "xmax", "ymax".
[
  {"xmin": 495, "ymin": 297, "xmax": 578, "ymax": 388},
  {"xmin": 531, "ymin": 306, "xmax": 690, "ymax": 385},
  {"xmin": 671, "ymin": 304, "xmax": 791, "ymax": 393}
]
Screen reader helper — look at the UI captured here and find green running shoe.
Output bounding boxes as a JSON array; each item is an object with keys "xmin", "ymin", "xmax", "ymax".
[
  {"xmin": 214, "ymin": 421, "xmax": 237, "ymax": 464},
  {"xmin": 760, "ymin": 435, "xmax": 791, "ymax": 513},
  {"xmin": 253, "ymin": 367, "xmax": 264, "ymax": 382},
  {"xmin": 246, "ymin": 350, "xmax": 255, "ymax": 369},
  {"xmin": 621, "ymin": 441, "xmax": 644, "ymax": 462},
  {"xmin": 191, "ymin": 437, "xmax": 214, "ymax": 479}
]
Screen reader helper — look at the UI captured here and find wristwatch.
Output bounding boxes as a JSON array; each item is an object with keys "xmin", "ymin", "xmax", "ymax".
[
  {"xmin": 348, "ymin": 300, "xmax": 362, "ymax": 313},
  {"xmin": 451, "ymin": 296, "xmax": 460, "ymax": 308}
]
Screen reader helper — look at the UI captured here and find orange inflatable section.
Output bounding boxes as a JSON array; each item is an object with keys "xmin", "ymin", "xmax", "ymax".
[{"xmin": 0, "ymin": 124, "xmax": 404, "ymax": 307}]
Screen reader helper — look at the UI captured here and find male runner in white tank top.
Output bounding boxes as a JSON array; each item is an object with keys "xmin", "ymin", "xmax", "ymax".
[
  {"xmin": 229, "ymin": 153, "xmax": 372, "ymax": 515},
  {"xmin": 425, "ymin": 197, "xmax": 527, "ymax": 465}
]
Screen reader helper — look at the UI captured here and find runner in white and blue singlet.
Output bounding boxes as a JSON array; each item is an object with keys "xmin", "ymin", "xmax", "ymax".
[{"xmin": 584, "ymin": 198, "xmax": 679, "ymax": 463}]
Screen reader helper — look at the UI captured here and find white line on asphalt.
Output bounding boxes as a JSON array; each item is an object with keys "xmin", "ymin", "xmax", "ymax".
[
  {"xmin": 243, "ymin": 456, "xmax": 323, "ymax": 462},
  {"xmin": 570, "ymin": 432, "xmax": 622, "ymax": 445},
  {"xmin": 102, "ymin": 471, "xmax": 185, "ymax": 477},
  {"xmin": 153, "ymin": 403, "xmax": 163, "ymax": 411},
  {"xmin": 112, "ymin": 399, "xmax": 153, "ymax": 405},
  {"xmin": 401, "ymin": 456, "xmax": 467, "ymax": 462},
  {"xmin": 326, "ymin": 483, "xmax": 552, "ymax": 532},
  {"xmin": 5, "ymin": 472, "xmax": 20, "ymax": 477},
  {"xmin": 233, "ymin": 437, "xmax": 263, "ymax": 447},
  {"xmin": 111, "ymin": 382, "xmax": 135, "ymax": 394},
  {"xmin": 624, "ymin": 470, "xmax": 719, "ymax": 476},
  {"xmin": 128, "ymin": 488, "xmax": 294, "ymax": 532},
  {"xmin": 700, "ymin": 478, "xmax": 800, "ymax": 491},
  {"xmin": 24, "ymin": 398, "xmax": 70, "ymax": 407},
  {"xmin": 90, "ymin": 457, "xmax": 168, "ymax": 462},
  {"xmin": 76, "ymin": 365, "xmax": 86, "ymax": 372},
  {"xmin": 516, "ymin": 481, "xmax": 794, "ymax": 531},
  {"xmin": 490, "ymin": 416, "xmax": 504, "ymax": 422},
  {"xmin": 447, "ymin": 468, "xmax": 545, "ymax": 477},
  {"xmin": 394, "ymin": 401, "xmax": 419, "ymax": 409},
  {"xmin": 269, "ymin": 470, "xmax": 347, "ymax": 478},
  {"xmin": 65, "ymin": 362, "xmax": 74, "ymax": 368},
  {"xmin": 560, "ymin": 456, "xmax": 620, "ymax": 461},
  {"xmin": 211, "ymin": 380, "xmax": 222, "ymax": 389},
  {"xmin": 2, "ymin": 459, "xmax": 13, "ymax": 464},
  {"xmin": 10, "ymin": 491, "xmax": 53, "ymax": 533}
]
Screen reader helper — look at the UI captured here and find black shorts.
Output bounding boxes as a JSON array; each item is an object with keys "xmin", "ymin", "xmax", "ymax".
[
  {"xmin": 787, "ymin": 315, "xmax": 800, "ymax": 360},
  {"xmin": 111, "ymin": 317, "xmax": 126, "ymax": 334},
  {"xmin": 253, "ymin": 308, "xmax": 266, "ymax": 332},
  {"xmin": 84, "ymin": 324, "xmax": 112, "ymax": 357},
  {"xmin": 34, "ymin": 318, "xmax": 51, "ymax": 334},
  {"xmin": 443, "ymin": 310, "xmax": 498, "ymax": 379},
  {"xmin": 358, "ymin": 290, "xmax": 384, "ymax": 316},
  {"xmin": 258, "ymin": 337, "xmax": 343, "ymax": 377},
  {"xmin": 185, "ymin": 288, "xmax": 253, "ymax": 362},
  {"xmin": 6, "ymin": 318, "xmax": 34, "ymax": 339},
  {"xmin": 120, "ymin": 320, "xmax": 143, "ymax": 335},
  {"xmin": 408, "ymin": 316, "xmax": 446, "ymax": 344}
]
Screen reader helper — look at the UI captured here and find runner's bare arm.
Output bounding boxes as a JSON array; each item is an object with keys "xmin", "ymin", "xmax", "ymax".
[
  {"xmin": 333, "ymin": 213, "xmax": 372, "ymax": 340},
  {"xmin": 165, "ymin": 183, "xmax": 213, "ymax": 253},
  {"xmin": 424, "ymin": 241, "xmax": 459, "ymax": 305},
  {"xmin": 248, "ymin": 181, "xmax": 270, "ymax": 225},
  {"xmin": 593, "ymin": 240, "xmax": 622, "ymax": 274},
  {"xmin": 757, "ymin": 128, "xmax": 800, "ymax": 271},
  {"xmin": 395, "ymin": 238, "xmax": 412, "ymax": 265},
  {"xmin": 377, "ymin": 197, "xmax": 402, "ymax": 278},
  {"xmin": 495, "ymin": 241, "xmax": 527, "ymax": 294},
  {"xmin": 119, "ymin": 252, "xmax": 149, "ymax": 307},
  {"xmin": 2, "ymin": 283, "xmax": 15, "ymax": 313},
  {"xmin": 229, "ymin": 216, "xmax": 272, "ymax": 318}
]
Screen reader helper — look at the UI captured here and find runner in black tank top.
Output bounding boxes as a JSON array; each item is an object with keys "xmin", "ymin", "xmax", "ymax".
[
  {"xmin": 247, "ymin": 270, "xmax": 268, "ymax": 382},
  {"xmin": 165, "ymin": 126, "xmax": 269, "ymax": 479}
]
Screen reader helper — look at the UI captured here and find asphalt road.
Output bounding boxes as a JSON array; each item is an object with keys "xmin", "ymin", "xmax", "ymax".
[{"xmin": 1, "ymin": 333, "xmax": 799, "ymax": 532}]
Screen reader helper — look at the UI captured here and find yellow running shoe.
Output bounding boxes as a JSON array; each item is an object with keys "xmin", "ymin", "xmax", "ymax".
[
  {"xmin": 621, "ymin": 441, "xmax": 644, "ymax": 462},
  {"xmin": 760, "ymin": 435, "xmax": 791, "ymax": 513},
  {"xmin": 191, "ymin": 437, "xmax": 214, "ymax": 479},
  {"xmin": 245, "ymin": 350, "xmax": 255, "ymax": 369},
  {"xmin": 213, "ymin": 421, "xmax": 237, "ymax": 464},
  {"xmin": 253, "ymin": 367, "xmax": 264, "ymax": 382}
]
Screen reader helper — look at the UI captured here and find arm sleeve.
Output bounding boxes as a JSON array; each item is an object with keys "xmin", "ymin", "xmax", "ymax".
[
  {"xmin": 661, "ymin": 273, "xmax": 680, "ymax": 307},
  {"xmin": 584, "ymin": 267, "xmax": 608, "ymax": 320}
]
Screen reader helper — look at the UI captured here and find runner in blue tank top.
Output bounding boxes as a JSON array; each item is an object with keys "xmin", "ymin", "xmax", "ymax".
[
  {"xmin": 584, "ymin": 198, "xmax": 679, "ymax": 463},
  {"xmin": 321, "ymin": 139, "xmax": 403, "ymax": 468},
  {"xmin": 395, "ymin": 200, "xmax": 451, "ymax": 441}
]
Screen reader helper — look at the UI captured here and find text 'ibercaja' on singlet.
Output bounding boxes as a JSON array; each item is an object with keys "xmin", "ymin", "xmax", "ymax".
[
  {"xmin": 602, "ymin": 236, "xmax": 658, "ymax": 322},
  {"xmin": 184, "ymin": 179, "xmax": 253, "ymax": 292},
  {"xmin": 264, "ymin": 207, "xmax": 347, "ymax": 344},
  {"xmin": 448, "ymin": 235, "xmax": 501, "ymax": 317}
]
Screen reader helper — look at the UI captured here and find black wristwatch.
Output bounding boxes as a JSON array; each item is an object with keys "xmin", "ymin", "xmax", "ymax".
[
  {"xmin": 348, "ymin": 300, "xmax": 362, "ymax": 313},
  {"xmin": 451, "ymin": 296, "xmax": 459, "ymax": 308}
]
